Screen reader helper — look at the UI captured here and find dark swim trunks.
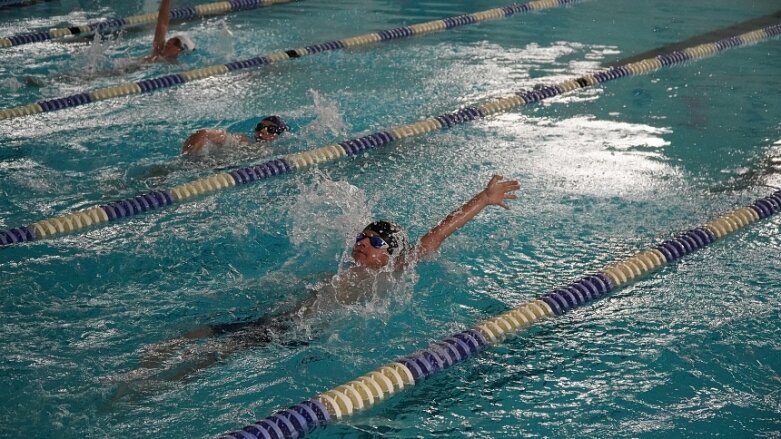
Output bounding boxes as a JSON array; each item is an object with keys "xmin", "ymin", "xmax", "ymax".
[{"xmin": 209, "ymin": 316, "xmax": 299, "ymax": 349}]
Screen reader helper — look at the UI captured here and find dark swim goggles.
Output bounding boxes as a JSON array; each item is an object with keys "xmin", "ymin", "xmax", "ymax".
[
  {"xmin": 356, "ymin": 232, "xmax": 389, "ymax": 250},
  {"xmin": 256, "ymin": 123, "xmax": 286, "ymax": 135}
]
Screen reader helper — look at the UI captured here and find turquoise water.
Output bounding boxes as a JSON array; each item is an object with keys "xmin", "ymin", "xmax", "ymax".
[{"xmin": 1, "ymin": 0, "xmax": 781, "ymax": 437}]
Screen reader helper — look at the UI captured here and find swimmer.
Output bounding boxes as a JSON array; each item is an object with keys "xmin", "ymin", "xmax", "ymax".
[
  {"xmin": 125, "ymin": 175, "xmax": 520, "ymax": 384},
  {"xmin": 181, "ymin": 115, "xmax": 289, "ymax": 156},
  {"xmin": 18, "ymin": 0, "xmax": 196, "ymax": 90},
  {"xmin": 144, "ymin": 0, "xmax": 196, "ymax": 63},
  {"xmin": 130, "ymin": 116, "xmax": 289, "ymax": 186},
  {"xmin": 712, "ymin": 150, "xmax": 781, "ymax": 193}
]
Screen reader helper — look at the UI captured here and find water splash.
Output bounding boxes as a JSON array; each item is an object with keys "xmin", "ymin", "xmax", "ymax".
[
  {"xmin": 0, "ymin": 77, "xmax": 23, "ymax": 92},
  {"xmin": 297, "ymin": 89, "xmax": 352, "ymax": 141},
  {"xmin": 288, "ymin": 171, "xmax": 373, "ymax": 249},
  {"xmin": 286, "ymin": 172, "xmax": 416, "ymax": 323},
  {"xmin": 210, "ymin": 19, "xmax": 236, "ymax": 63},
  {"xmin": 80, "ymin": 32, "xmax": 113, "ymax": 75}
]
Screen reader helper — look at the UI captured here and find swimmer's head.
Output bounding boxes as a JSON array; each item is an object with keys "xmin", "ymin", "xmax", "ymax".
[
  {"xmin": 162, "ymin": 34, "xmax": 196, "ymax": 59},
  {"xmin": 254, "ymin": 115, "xmax": 288, "ymax": 142},
  {"xmin": 352, "ymin": 221, "xmax": 408, "ymax": 269}
]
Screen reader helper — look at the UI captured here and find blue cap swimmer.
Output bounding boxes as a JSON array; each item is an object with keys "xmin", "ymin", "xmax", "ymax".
[{"xmin": 254, "ymin": 115, "xmax": 289, "ymax": 142}]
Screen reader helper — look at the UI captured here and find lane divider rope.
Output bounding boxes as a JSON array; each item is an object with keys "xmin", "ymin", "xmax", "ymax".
[
  {"xmin": 1, "ymin": 21, "xmax": 780, "ymax": 248},
  {"xmin": 0, "ymin": 0, "xmax": 582, "ymax": 120},
  {"xmin": 216, "ymin": 190, "xmax": 781, "ymax": 438},
  {"xmin": 0, "ymin": 0, "xmax": 297, "ymax": 50}
]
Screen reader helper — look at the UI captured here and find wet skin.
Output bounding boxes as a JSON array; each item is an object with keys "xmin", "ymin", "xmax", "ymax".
[
  {"xmin": 351, "ymin": 229, "xmax": 391, "ymax": 269},
  {"xmin": 254, "ymin": 122, "xmax": 281, "ymax": 142}
]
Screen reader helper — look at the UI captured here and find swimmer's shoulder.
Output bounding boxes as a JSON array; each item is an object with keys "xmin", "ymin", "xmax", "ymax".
[{"xmin": 182, "ymin": 129, "xmax": 229, "ymax": 156}]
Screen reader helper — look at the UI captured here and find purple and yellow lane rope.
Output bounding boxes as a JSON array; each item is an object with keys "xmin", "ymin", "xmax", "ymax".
[
  {"xmin": 1, "ymin": 22, "xmax": 780, "ymax": 248},
  {"xmin": 216, "ymin": 191, "xmax": 781, "ymax": 439},
  {"xmin": 0, "ymin": 0, "xmax": 297, "ymax": 50},
  {"xmin": 0, "ymin": 0, "xmax": 581, "ymax": 121}
]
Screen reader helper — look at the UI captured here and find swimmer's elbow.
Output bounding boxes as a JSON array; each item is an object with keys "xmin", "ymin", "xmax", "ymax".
[
  {"xmin": 182, "ymin": 129, "xmax": 230, "ymax": 155},
  {"xmin": 233, "ymin": 134, "xmax": 251, "ymax": 144},
  {"xmin": 410, "ymin": 245, "xmax": 432, "ymax": 263},
  {"xmin": 182, "ymin": 130, "xmax": 208, "ymax": 155},
  {"xmin": 182, "ymin": 143, "xmax": 201, "ymax": 156},
  {"xmin": 415, "ymin": 235, "xmax": 443, "ymax": 259}
]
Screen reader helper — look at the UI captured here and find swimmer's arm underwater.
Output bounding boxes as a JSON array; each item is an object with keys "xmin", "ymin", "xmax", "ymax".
[
  {"xmin": 181, "ymin": 129, "xmax": 251, "ymax": 155},
  {"xmin": 415, "ymin": 175, "xmax": 520, "ymax": 259}
]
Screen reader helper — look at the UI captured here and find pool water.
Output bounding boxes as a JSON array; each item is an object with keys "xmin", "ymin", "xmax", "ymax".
[{"xmin": 1, "ymin": 0, "xmax": 780, "ymax": 437}]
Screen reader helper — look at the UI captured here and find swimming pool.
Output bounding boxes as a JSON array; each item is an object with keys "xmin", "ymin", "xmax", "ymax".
[{"xmin": 1, "ymin": 0, "xmax": 780, "ymax": 437}]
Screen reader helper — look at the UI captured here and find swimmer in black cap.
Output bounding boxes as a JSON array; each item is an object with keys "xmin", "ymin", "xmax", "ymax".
[
  {"xmin": 145, "ymin": 0, "xmax": 197, "ymax": 63},
  {"xmin": 350, "ymin": 220, "xmax": 408, "ymax": 269},
  {"xmin": 125, "ymin": 176, "xmax": 519, "ymax": 384},
  {"xmin": 182, "ymin": 115, "xmax": 289, "ymax": 156},
  {"xmin": 350, "ymin": 175, "xmax": 520, "ymax": 270}
]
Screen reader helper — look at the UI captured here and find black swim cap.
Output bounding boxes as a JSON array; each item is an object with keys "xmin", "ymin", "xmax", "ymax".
[
  {"xmin": 255, "ymin": 115, "xmax": 288, "ymax": 133},
  {"xmin": 364, "ymin": 221, "xmax": 407, "ymax": 255}
]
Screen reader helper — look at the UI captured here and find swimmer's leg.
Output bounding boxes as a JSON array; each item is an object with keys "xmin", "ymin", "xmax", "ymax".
[
  {"xmin": 166, "ymin": 351, "xmax": 223, "ymax": 382},
  {"xmin": 166, "ymin": 319, "xmax": 298, "ymax": 381},
  {"xmin": 138, "ymin": 322, "xmax": 229, "ymax": 369},
  {"xmin": 161, "ymin": 325, "xmax": 276, "ymax": 381},
  {"xmin": 138, "ymin": 317, "xmax": 267, "ymax": 369}
]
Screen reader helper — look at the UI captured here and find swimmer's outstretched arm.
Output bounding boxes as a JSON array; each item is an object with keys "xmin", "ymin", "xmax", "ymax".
[
  {"xmin": 150, "ymin": 0, "xmax": 172, "ymax": 58},
  {"xmin": 415, "ymin": 175, "xmax": 520, "ymax": 259}
]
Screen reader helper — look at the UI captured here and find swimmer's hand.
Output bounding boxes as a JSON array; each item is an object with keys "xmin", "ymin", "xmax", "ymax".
[
  {"xmin": 478, "ymin": 175, "xmax": 521, "ymax": 209},
  {"xmin": 415, "ymin": 174, "xmax": 521, "ymax": 259}
]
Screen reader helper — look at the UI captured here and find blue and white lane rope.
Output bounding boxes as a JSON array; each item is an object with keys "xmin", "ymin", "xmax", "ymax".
[
  {"xmin": 217, "ymin": 191, "xmax": 781, "ymax": 439},
  {"xmin": 1, "ymin": 21, "xmax": 780, "ymax": 248},
  {"xmin": 0, "ymin": 0, "xmax": 582, "ymax": 120},
  {"xmin": 0, "ymin": 0, "xmax": 297, "ymax": 49}
]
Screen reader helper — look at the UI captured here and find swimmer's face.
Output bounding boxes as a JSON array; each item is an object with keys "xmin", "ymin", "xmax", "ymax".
[
  {"xmin": 254, "ymin": 121, "xmax": 283, "ymax": 142},
  {"xmin": 352, "ymin": 229, "xmax": 391, "ymax": 269},
  {"xmin": 162, "ymin": 37, "xmax": 184, "ymax": 59}
]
